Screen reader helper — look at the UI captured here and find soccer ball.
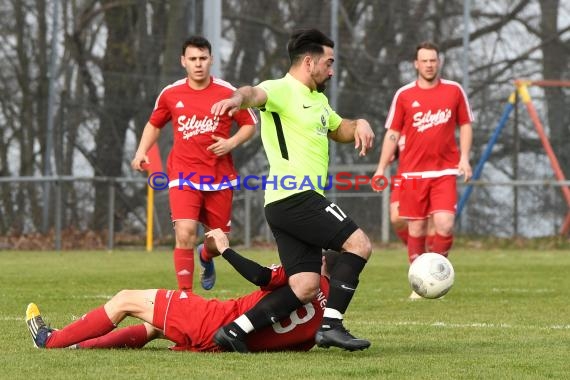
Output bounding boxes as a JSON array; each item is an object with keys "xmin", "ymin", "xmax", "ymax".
[{"xmin": 408, "ymin": 253, "xmax": 455, "ymax": 299}]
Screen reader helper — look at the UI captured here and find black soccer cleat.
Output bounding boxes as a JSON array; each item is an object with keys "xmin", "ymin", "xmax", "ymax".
[
  {"xmin": 25, "ymin": 303, "xmax": 54, "ymax": 348},
  {"xmin": 213, "ymin": 326, "xmax": 249, "ymax": 353},
  {"xmin": 315, "ymin": 319, "xmax": 371, "ymax": 351}
]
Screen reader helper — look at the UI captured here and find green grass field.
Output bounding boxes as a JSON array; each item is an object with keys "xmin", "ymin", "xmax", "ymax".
[{"xmin": 1, "ymin": 246, "xmax": 568, "ymax": 379}]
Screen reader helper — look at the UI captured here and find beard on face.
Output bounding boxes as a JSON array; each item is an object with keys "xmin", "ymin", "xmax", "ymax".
[{"xmin": 316, "ymin": 76, "xmax": 332, "ymax": 93}]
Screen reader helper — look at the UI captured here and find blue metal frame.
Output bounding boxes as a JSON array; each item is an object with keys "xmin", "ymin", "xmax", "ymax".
[{"xmin": 457, "ymin": 100, "xmax": 515, "ymax": 217}]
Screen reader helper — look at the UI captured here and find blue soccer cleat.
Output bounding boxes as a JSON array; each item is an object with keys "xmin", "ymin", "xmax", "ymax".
[{"xmin": 198, "ymin": 244, "xmax": 216, "ymax": 290}]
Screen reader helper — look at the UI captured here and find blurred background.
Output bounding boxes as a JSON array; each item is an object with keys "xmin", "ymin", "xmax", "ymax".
[{"xmin": 0, "ymin": 0, "xmax": 569, "ymax": 249}]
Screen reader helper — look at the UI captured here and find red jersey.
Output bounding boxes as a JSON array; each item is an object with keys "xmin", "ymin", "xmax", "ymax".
[
  {"xmin": 149, "ymin": 76, "xmax": 257, "ymax": 188},
  {"xmin": 385, "ymin": 79, "xmax": 473, "ymax": 178},
  {"xmin": 153, "ymin": 266, "xmax": 329, "ymax": 352}
]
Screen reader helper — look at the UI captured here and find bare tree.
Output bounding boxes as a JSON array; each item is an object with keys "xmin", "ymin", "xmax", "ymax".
[{"xmin": 1, "ymin": 0, "xmax": 568, "ymax": 240}]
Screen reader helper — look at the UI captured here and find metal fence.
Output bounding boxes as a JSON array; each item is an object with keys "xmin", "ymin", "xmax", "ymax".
[
  {"xmin": 2, "ymin": 1, "xmax": 570, "ymax": 249},
  {"xmin": 1, "ymin": 172, "xmax": 568, "ymax": 251}
]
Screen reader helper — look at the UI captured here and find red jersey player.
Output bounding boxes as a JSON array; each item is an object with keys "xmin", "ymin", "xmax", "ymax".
[
  {"xmin": 373, "ymin": 41, "xmax": 473, "ymax": 296},
  {"xmin": 131, "ymin": 36, "xmax": 257, "ymax": 292},
  {"xmin": 387, "ymin": 138, "xmax": 436, "ymax": 257},
  {"xmin": 25, "ymin": 229, "xmax": 334, "ymax": 352}
]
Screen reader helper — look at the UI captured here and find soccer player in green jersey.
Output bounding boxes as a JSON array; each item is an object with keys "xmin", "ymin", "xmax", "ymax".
[{"xmin": 211, "ymin": 28, "xmax": 374, "ymax": 352}]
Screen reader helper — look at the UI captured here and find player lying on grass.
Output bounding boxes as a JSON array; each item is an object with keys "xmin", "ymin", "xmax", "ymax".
[{"xmin": 26, "ymin": 229, "xmax": 341, "ymax": 352}]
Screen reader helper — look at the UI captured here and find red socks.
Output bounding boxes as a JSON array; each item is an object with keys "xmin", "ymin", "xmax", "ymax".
[
  {"xmin": 394, "ymin": 227, "xmax": 409, "ymax": 246},
  {"xmin": 200, "ymin": 244, "xmax": 215, "ymax": 262},
  {"xmin": 173, "ymin": 248, "xmax": 194, "ymax": 291},
  {"xmin": 46, "ymin": 306, "xmax": 115, "ymax": 348},
  {"xmin": 78, "ymin": 324, "xmax": 149, "ymax": 349},
  {"xmin": 407, "ymin": 235, "xmax": 426, "ymax": 263},
  {"xmin": 430, "ymin": 233, "xmax": 453, "ymax": 257}
]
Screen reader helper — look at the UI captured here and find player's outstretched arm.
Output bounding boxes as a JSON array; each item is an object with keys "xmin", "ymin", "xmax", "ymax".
[
  {"xmin": 211, "ymin": 86, "xmax": 267, "ymax": 117},
  {"xmin": 205, "ymin": 229, "xmax": 272, "ymax": 286},
  {"xmin": 328, "ymin": 119, "xmax": 374, "ymax": 156}
]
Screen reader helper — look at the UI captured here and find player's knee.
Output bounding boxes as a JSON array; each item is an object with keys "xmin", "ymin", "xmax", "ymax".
[
  {"xmin": 175, "ymin": 232, "xmax": 196, "ymax": 248},
  {"xmin": 105, "ymin": 289, "xmax": 132, "ymax": 314},
  {"xmin": 433, "ymin": 213, "xmax": 455, "ymax": 236},
  {"xmin": 111, "ymin": 290, "xmax": 132, "ymax": 306},
  {"xmin": 293, "ymin": 285, "xmax": 319, "ymax": 304},
  {"xmin": 290, "ymin": 276, "xmax": 320, "ymax": 303},
  {"xmin": 343, "ymin": 229, "xmax": 372, "ymax": 259},
  {"xmin": 435, "ymin": 220, "xmax": 454, "ymax": 236},
  {"xmin": 437, "ymin": 225, "xmax": 454, "ymax": 236},
  {"xmin": 174, "ymin": 223, "xmax": 198, "ymax": 248}
]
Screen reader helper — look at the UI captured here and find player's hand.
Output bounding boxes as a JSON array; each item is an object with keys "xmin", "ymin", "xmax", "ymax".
[
  {"xmin": 371, "ymin": 167, "xmax": 387, "ymax": 192},
  {"xmin": 131, "ymin": 152, "xmax": 149, "ymax": 172},
  {"xmin": 205, "ymin": 228, "xmax": 230, "ymax": 252},
  {"xmin": 458, "ymin": 158, "xmax": 472, "ymax": 182},
  {"xmin": 211, "ymin": 94, "xmax": 242, "ymax": 118},
  {"xmin": 354, "ymin": 119, "xmax": 375, "ymax": 157},
  {"xmin": 207, "ymin": 135, "xmax": 235, "ymax": 156}
]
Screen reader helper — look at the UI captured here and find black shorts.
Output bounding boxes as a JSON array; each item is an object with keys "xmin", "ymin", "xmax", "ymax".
[{"xmin": 264, "ymin": 190, "xmax": 359, "ymax": 276}]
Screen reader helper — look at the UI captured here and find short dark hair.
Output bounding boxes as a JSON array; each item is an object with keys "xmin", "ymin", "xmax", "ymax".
[
  {"xmin": 415, "ymin": 41, "xmax": 439, "ymax": 59},
  {"xmin": 287, "ymin": 28, "xmax": 334, "ymax": 65},
  {"xmin": 181, "ymin": 36, "xmax": 212, "ymax": 55}
]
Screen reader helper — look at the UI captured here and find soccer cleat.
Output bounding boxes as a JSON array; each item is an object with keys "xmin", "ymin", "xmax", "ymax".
[
  {"xmin": 198, "ymin": 244, "xmax": 216, "ymax": 290},
  {"xmin": 25, "ymin": 303, "xmax": 53, "ymax": 348},
  {"xmin": 315, "ymin": 319, "xmax": 370, "ymax": 351},
  {"xmin": 213, "ymin": 326, "xmax": 249, "ymax": 353}
]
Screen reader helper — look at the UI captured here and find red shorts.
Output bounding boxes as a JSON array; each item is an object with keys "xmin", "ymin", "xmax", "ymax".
[
  {"xmin": 152, "ymin": 289, "xmax": 234, "ymax": 352},
  {"xmin": 399, "ymin": 175, "xmax": 457, "ymax": 219},
  {"xmin": 389, "ymin": 176, "xmax": 403, "ymax": 204},
  {"xmin": 168, "ymin": 187, "xmax": 233, "ymax": 232}
]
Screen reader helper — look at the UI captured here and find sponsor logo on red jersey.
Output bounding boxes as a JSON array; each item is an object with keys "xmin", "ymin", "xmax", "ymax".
[
  {"xmin": 177, "ymin": 114, "xmax": 219, "ymax": 140},
  {"xmin": 412, "ymin": 108, "xmax": 452, "ymax": 132}
]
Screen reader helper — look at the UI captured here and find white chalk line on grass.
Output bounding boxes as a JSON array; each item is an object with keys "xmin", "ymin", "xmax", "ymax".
[
  {"xmin": 1, "ymin": 316, "xmax": 24, "ymax": 321},
  {"xmin": 68, "ymin": 294, "xmax": 114, "ymax": 299},
  {"xmin": 491, "ymin": 288, "xmax": 555, "ymax": 293},
  {"xmin": 357, "ymin": 320, "xmax": 570, "ymax": 331},
  {"xmin": 3, "ymin": 317, "xmax": 568, "ymax": 331}
]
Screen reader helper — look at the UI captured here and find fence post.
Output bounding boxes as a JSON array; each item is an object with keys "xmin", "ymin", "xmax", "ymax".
[
  {"xmin": 55, "ymin": 178, "xmax": 62, "ymax": 250},
  {"xmin": 107, "ymin": 179, "xmax": 115, "ymax": 251}
]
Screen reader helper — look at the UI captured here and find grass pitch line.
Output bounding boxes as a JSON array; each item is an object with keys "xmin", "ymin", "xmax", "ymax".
[
  {"xmin": 358, "ymin": 320, "xmax": 570, "ymax": 331},
  {"xmin": 490, "ymin": 287, "xmax": 555, "ymax": 293},
  {"xmin": 68, "ymin": 294, "xmax": 114, "ymax": 299}
]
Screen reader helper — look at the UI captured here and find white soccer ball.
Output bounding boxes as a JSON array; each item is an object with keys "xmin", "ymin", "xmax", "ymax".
[{"xmin": 408, "ymin": 253, "xmax": 455, "ymax": 299}]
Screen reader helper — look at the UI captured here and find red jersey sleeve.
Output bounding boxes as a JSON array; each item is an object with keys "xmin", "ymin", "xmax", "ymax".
[
  {"xmin": 455, "ymin": 86, "xmax": 473, "ymax": 126},
  {"xmin": 148, "ymin": 87, "xmax": 173, "ymax": 128},
  {"xmin": 385, "ymin": 90, "xmax": 406, "ymax": 132},
  {"xmin": 232, "ymin": 108, "xmax": 257, "ymax": 128}
]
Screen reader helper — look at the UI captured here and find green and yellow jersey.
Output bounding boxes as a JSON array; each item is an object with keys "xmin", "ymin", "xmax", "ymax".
[{"xmin": 256, "ymin": 73, "xmax": 342, "ymax": 205}]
